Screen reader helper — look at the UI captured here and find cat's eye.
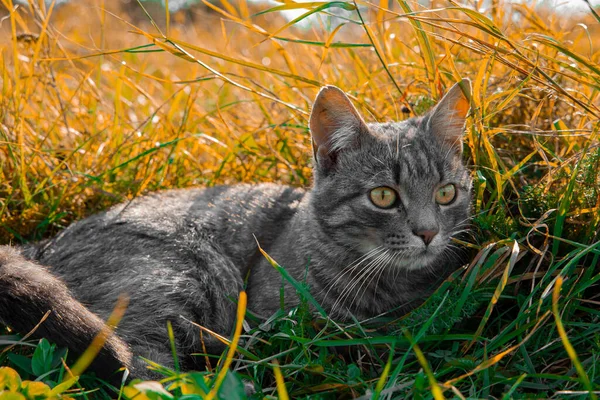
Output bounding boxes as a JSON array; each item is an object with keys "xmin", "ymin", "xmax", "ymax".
[
  {"xmin": 435, "ymin": 184, "xmax": 457, "ymax": 205},
  {"xmin": 369, "ymin": 187, "xmax": 397, "ymax": 209}
]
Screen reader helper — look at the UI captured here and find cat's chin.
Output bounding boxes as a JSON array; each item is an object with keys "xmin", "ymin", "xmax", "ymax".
[{"xmin": 388, "ymin": 247, "xmax": 443, "ymax": 271}]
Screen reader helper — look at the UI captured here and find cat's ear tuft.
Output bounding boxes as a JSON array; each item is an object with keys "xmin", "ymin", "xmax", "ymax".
[
  {"xmin": 309, "ymin": 85, "xmax": 368, "ymax": 169},
  {"xmin": 428, "ymin": 78, "xmax": 471, "ymax": 151}
]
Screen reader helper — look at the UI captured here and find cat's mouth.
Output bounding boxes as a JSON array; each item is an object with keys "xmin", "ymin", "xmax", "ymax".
[
  {"xmin": 358, "ymin": 235, "xmax": 448, "ymax": 270},
  {"xmin": 386, "ymin": 247, "xmax": 437, "ymax": 267},
  {"xmin": 369, "ymin": 241, "xmax": 449, "ymax": 270}
]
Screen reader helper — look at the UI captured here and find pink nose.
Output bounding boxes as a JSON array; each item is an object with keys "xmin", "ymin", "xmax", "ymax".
[{"xmin": 413, "ymin": 229, "xmax": 438, "ymax": 245}]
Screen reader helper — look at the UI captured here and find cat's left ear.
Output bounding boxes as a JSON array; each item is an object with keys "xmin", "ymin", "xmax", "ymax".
[
  {"xmin": 309, "ymin": 85, "xmax": 369, "ymax": 170},
  {"xmin": 428, "ymin": 78, "xmax": 471, "ymax": 151}
]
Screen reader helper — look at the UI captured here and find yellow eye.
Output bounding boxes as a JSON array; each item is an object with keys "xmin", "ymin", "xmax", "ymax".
[
  {"xmin": 369, "ymin": 187, "xmax": 397, "ymax": 209},
  {"xmin": 435, "ymin": 184, "xmax": 457, "ymax": 205}
]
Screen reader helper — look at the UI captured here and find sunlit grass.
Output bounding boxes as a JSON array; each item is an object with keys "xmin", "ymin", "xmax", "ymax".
[{"xmin": 1, "ymin": 0, "xmax": 599, "ymax": 398}]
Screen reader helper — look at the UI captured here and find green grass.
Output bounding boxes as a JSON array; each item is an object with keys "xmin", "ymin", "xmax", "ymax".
[{"xmin": 1, "ymin": 0, "xmax": 600, "ymax": 398}]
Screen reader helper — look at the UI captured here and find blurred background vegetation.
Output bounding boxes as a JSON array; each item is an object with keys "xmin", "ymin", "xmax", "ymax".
[
  {"xmin": 1, "ymin": 0, "xmax": 599, "ymax": 398},
  {"xmin": 1, "ymin": 0, "xmax": 597, "ymax": 245}
]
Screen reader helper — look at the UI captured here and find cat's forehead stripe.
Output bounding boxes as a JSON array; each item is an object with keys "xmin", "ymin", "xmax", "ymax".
[
  {"xmin": 399, "ymin": 149, "xmax": 417, "ymax": 179},
  {"xmin": 369, "ymin": 130, "xmax": 443, "ymax": 184}
]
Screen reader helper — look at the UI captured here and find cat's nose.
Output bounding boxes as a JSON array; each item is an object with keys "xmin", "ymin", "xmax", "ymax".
[{"xmin": 413, "ymin": 229, "xmax": 438, "ymax": 245}]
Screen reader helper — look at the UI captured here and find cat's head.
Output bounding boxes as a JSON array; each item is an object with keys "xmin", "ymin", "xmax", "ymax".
[{"xmin": 308, "ymin": 80, "xmax": 472, "ymax": 270}]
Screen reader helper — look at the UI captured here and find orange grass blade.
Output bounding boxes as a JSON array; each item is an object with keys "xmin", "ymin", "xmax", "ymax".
[
  {"xmin": 257, "ymin": 2, "xmax": 356, "ymax": 43},
  {"xmin": 445, "ymin": 311, "xmax": 550, "ymax": 388},
  {"xmin": 405, "ymin": 331, "xmax": 445, "ymax": 400},
  {"xmin": 148, "ymin": 35, "xmax": 321, "ymax": 87},
  {"xmin": 205, "ymin": 290, "xmax": 247, "ymax": 400},
  {"xmin": 396, "ymin": 0, "xmax": 438, "ymax": 98},
  {"xmin": 372, "ymin": 347, "xmax": 394, "ymax": 400},
  {"xmin": 552, "ymin": 277, "xmax": 597, "ymax": 399},
  {"xmin": 66, "ymin": 295, "xmax": 129, "ymax": 380},
  {"xmin": 134, "ymin": 31, "xmax": 308, "ymax": 115},
  {"xmin": 354, "ymin": 1, "xmax": 412, "ymax": 113},
  {"xmin": 273, "ymin": 360, "xmax": 290, "ymax": 400}
]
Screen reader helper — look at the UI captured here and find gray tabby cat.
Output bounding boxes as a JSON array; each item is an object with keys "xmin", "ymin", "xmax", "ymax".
[{"xmin": 0, "ymin": 79, "xmax": 472, "ymax": 381}]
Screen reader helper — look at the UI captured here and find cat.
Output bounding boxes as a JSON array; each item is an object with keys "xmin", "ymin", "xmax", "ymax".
[{"xmin": 0, "ymin": 79, "xmax": 472, "ymax": 382}]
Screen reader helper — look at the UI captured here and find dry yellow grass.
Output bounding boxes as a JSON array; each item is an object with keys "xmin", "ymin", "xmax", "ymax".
[{"xmin": 1, "ymin": 0, "xmax": 598, "ymax": 244}]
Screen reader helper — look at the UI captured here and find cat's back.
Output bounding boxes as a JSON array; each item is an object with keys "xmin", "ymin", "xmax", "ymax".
[
  {"xmin": 26, "ymin": 183, "xmax": 306, "ymax": 272},
  {"xmin": 109, "ymin": 183, "xmax": 306, "ymax": 234}
]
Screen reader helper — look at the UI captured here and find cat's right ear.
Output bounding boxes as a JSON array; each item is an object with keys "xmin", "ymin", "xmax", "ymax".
[
  {"xmin": 428, "ymin": 78, "xmax": 471, "ymax": 151},
  {"xmin": 309, "ymin": 85, "xmax": 368, "ymax": 171}
]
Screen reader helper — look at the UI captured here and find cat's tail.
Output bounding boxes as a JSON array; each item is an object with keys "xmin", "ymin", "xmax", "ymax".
[{"xmin": 0, "ymin": 245, "xmax": 133, "ymax": 383}]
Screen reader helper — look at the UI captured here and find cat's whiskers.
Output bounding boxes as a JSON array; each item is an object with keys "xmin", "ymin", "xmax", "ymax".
[
  {"xmin": 451, "ymin": 206, "xmax": 503, "ymax": 236},
  {"xmin": 454, "ymin": 214, "xmax": 477, "ymax": 225},
  {"xmin": 332, "ymin": 250, "xmax": 389, "ymax": 315},
  {"xmin": 391, "ymin": 249, "xmax": 411, "ymax": 282},
  {"xmin": 368, "ymin": 250, "xmax": 401, "ymax": 307},
  {"xmin": 442, "ymin": 247, "xmax": 461, "ymax": 265},
  {"xmin": 393, "ymin": 251, "xmax": 403, "ymax": 282},
  {"xmin": 331, "ymin": 249, "xmax": 390, "ymax": 316},
  {"xmin": 449, "ymin": 228, "xmax": 477, "ymax": 243},
  {"xmin": 450, "ymin": 227, "xmax": 474, "ymax": 236},
  {"xmin": 451, "ymin": 229, "xmax": 476, "ymax": 239},
  {"xmin": 441, "ymin": 243, "xmax": 466, "ymax": 267},
  {"xmin": 446, "ymin": 242, "xmax": 467, "ymax": 256},
  {"xmin": 451, "ymin": 222, "xmax": 472, "ymax": 230},
  {"xmin": 316, "ymin": 245, "xmax": 366, "ymax": 297},
  {"xmin": 324, "ymin": 246, "xmax": 386, "ymax": 315},
  {"xmin": 346, "ymin": 249, "xmax": 392, "ymax": 313},
  {"xmin": 357, "ymin": 248, "xmax": 414, "ymax": 312},
  {"xmin": 320, "ymin": 245, "xmax": 385, "ymax": 299}
]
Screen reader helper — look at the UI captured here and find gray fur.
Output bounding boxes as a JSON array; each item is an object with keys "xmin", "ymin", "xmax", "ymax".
[{"xmin": 0, "ymin": 80, "xmax": 472, "ymax": 380}]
